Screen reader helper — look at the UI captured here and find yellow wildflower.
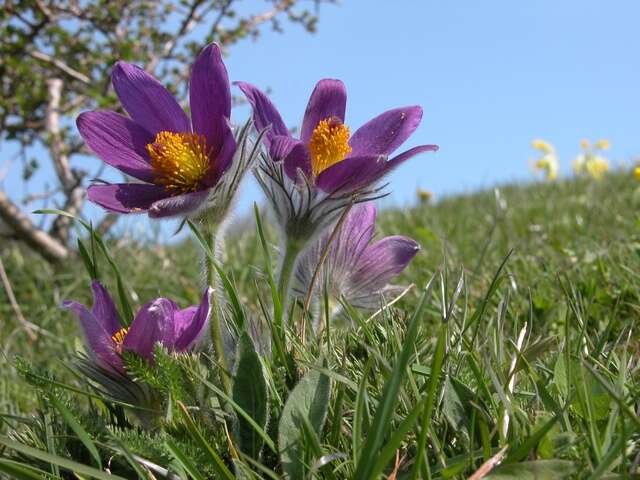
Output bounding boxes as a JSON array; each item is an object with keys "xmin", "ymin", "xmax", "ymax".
[
  {"xmin": 533, "ymin": 153, "xmax": 559, "ymax": 181},
  {"xmin": 531, "ymin": 139, "xmax": 554, "ymax": 154},
  {"xmin": 417, "ymin": 188, "xmax": 433, "ymax": 204},
  {"xmin": 634, "ymin": 166, "xmax": 640, "ymax": 181},
  {"xmin": 595, "ymin": 139, "xmax": 610, "ymax": 150},
  {"xmin": 580, "ymin": 138, "xmax": 590, "ymax": 150},
  {"xmin": 585, "ymin": 155, "xmax": 609, "ymax": 180}
]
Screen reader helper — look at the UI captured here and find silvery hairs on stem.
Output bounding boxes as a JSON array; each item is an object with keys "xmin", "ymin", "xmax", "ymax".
[
  {"xmin": 254, "ymin": 151, "xmax": 389, "ymax": 244},
  {"xmin": 188, "ymin": 119, "xmax": 268, "ymax": 227}
]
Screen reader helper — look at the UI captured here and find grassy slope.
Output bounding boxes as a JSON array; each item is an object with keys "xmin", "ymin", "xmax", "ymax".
[{"xmin": 1, "ymin": 172, "xmax": 639, "ymax": 477}]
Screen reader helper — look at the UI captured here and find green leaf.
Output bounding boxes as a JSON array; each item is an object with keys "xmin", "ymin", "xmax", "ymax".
[
  {"xmin": 442, "ymin": 376, "xmax": 471, "ymax": 443},
  {"xmin": 176, "ymin": 402, "xmax": 235, "ymax": 480},
  {"xmin": 77, "ymin": 238, "xmax": 98, "ymax": 280},
  {"xmin": 278, "ymin": 362, "xmax": 331, "ymax": 479},
  {"xmin": 554, "ymin": 356, "xmax": 610, "ymax": 420},
  {"xmin": 186, "ymin": 219, "xmax": 245, "ymax": 333},
  {"xmin": 233, "ymin": 332, "xmax": 269, "ymax": 460},
  {"xmin": 49, "ymin": 395, "xmax": 102, "ymax": 469},
  {"xmin": 504, "ymin": 412, "xmax": 562, "ymax": 464},
  {"xmin": 353, "ymin": 276, "xmax": 435, "ymax": 480},
  {"xmin": 165, "ymin": 439, "xmax": 206, "ymax": 480},
  {"xmin": 0, "ymin": 435, "xmax": 127, "ymax": 480},
  {"xmin": 486, "ymin": 460, "xmax": 576, "ymax": 479},
  {"xmin": 0, "ymin": 459, "xmax": 50, "ymax": 480}
]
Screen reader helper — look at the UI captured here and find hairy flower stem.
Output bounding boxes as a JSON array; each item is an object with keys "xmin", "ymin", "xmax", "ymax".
[
  {"xmin": 203, "ymin": 224, "xmax": 231, "ymax": 395},
  {"xmin": 277, "ymin": 237, "xmax": 303, "ymax": 313}
]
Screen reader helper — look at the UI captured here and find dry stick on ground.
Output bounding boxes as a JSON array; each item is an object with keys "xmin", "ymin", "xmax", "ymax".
[
  {"xmin": 0, "ymin": 190, "xmax": 68, "ymax": 262},
  {"xmin": 0, "ymin": 257, "xmax": 37, "ymax": 341},
  {"xmin": 467, "ymin": 446, "xmax": 509, "ymax": 480}
]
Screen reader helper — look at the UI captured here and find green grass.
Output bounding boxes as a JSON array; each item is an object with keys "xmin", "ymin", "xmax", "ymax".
[{"xmin": 1, "ymin": 172, "xmax": 639, "ymax": 479}]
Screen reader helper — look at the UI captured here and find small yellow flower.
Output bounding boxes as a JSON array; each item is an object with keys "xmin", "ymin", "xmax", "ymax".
[
  {"xmin": 585, "ymin": 155, "xmax": 609, "ymax": 180},
  {"xmin": 580, "ymin": 138, "xmax": 590, "ymax": 150},
  {"xmin": 533, "ymin": 153, "xmax": 559, "ymax": 181},
  {"xmin": 531, "ymin": 139, "xmax": 554, "ymax": 154},
  {"xmin": 417, "ymin": 188, "xmax": 433, "ymax": 204},
  {"xmin": 595, "ymin": 139, "xmax": 610, "ymax": 150},
  {"xmin": 573, "ymin": 154, "xmax": 586, "ymax": 175},
  {"xmin": 634, "ymin": 166, "xmax": 640, "ymax": 181}
]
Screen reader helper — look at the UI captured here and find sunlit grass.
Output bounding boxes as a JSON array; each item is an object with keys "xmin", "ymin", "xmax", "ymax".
[{"xmin": 1, "ymin": 171, "xmax": 639, "ymax": 478}]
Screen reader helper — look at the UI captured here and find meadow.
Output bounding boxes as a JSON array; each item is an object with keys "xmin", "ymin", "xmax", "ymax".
[{"xmin": 1, "ymin": 170, "xmax": 638, "ymax": 479}]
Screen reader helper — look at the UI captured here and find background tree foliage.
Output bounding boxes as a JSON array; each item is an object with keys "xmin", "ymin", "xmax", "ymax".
[{"xmin": 0, "ymin": 0, "xmax": 331, "ymax": 260}]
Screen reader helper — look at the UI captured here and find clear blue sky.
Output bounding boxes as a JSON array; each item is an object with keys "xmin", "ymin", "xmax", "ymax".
[{"xmin": 3, "ymin": 0, "xmax": 640, "ymax": 238}]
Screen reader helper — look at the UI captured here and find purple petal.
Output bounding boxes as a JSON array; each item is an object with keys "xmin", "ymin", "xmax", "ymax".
[
  {"xmin": 269, "ymin": 135, "xmax": 298, "ymax": 162},
  {"xmin": 235, "ymin": 82, "xmax": 289, "ymax": 145},
  {"xmin": 315, "ymin": 155, "xmax": 386, "ymax": 194},
  {"xmin": 174, "ymin": 288, "xmax": 212, "ymax": 351},
  {"xmin": 321, "ymin": 202, "xmax": 377, "ymax": 280},
  {"xmin": 112, "ymin": 62, "xmax": 190, "ymax": 135},
  {"xmin": 350, "ymin": 236, "xmax": 420, "ymax": 294},
  {"xmin": 336, "ymin": 202, "xmax": 377, "ymax": 260},
  {"xmin": 300, "ymin": 79, "xmax": 347, "ymax": 144},
  {"xmin": 349, "ymin": 106, "xmax": 423, "ymax": 157},
  {"xmin": 268, "ymin": 136, "xmax": 312, "ymax": 180},
  {"xmin": 202, "ymin": 121, "xmax": 235, "ymax": 187},
  {"xmin": 317, "ymin": 145, "xmax": 438, "ymax": 195},
  {"xmin": 87, "ymin": 183, "xmax": 168, "ymax": 214},
  {"xmin": 62, "ymin": 300, "xmax": 122, "ymax": 370},
  {"xmin": 148, "ymin": 189, "xmax": 209, "ymax": 218},
  {"xmin": 90, "ymin": 281, "xmax": 121, "ymax": 336},
  {"xmin": 382, "ymin": 144, "xmax": 439, "ymax": 175},
  {"xmin": 77, "ymin": 111, "xmax": 155, "ymax": 182},
  {"xmin": 296, "ymin": 203, "xmax": 377, "ymax": 301},
  {"xmin": 124, "ymin": 298, "xmax": 177, "ymax": 358},
  {"xmin": 190, "ymin": 43, "xmax": 231, "ymax": 160}
]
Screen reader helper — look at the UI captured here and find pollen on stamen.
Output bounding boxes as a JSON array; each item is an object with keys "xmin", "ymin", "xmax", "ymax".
[
  {"xmin": 308, "ymin": 117, "xmax": 352, "ymax": 177},
  {"xmin": 111, "ymin": 327, "xmax": 128, "ymax": 353},
  {"xmin": 146, "ymin": 131, "xmax": 210, "ymax": 194}
]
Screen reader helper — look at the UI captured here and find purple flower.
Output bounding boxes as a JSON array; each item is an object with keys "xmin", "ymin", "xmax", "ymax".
[
  {"xmin": 294, "ymin": 202, "xmax": 419, "ymax": 311},
  {"xmin": 236, "ymin": 78, "xmax": 437, "ymax": 239},
  {"xmin": 77, "ymin": 43, "xmax": 237, "ymax": 218},
  {"xmin": 63, "ymin": 281, "xmax": 211, "ymax": 372},
  {"xmin": 237, "ymin": 79, "xmax": 437, "ymax": 193}
]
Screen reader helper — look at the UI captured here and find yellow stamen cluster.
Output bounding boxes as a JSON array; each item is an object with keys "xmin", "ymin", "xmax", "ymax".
[
  {"xmin": 146, "ymin": 131, "xmax": 210, "ymax": 193},
  {"xmin": 308, "ymin": 117, "xmax": 352, "ymax": 177},
  {"xmin": 111, "ymin": 327, "xmax": 128, "ymax": 353}
]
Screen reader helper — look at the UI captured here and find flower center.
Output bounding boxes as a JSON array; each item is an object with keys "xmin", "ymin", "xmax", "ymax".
[
  {"xmin": 111, "ymin": 327, "xmax": 128, "ymax": 353},
  {"xmin": 308, "ymin": 117, "xmax": 352, "ymax": 177},
  {"xmin": 146, "ymin": 131, "xmax": 210, "ymax": 193}
]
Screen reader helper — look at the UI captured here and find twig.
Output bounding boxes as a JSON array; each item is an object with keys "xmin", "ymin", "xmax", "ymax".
[
  {"xmin": 29, "ymin": 51, "xmax": 90, "ymax": 84},
  {"xmin": 0, "ymin": 189, "xmax": 68, "ymax": 262},
  {"xmin": 0, "ymin": 257, "xmax": 37, "ymax": 341},
  {"xmin": 46, "ymin": 78, "xmax": 85, "ymax": 243},
  {"xmin": 468, "ymin": 446, "xmax": 509, "ymax": 480},
  {"xmin": 242, "ymin": 0, "xmax": 293, "ymax": 33},
  {"xmin": 145, "ymin": 0, "xmax": 207, "ymax": 73}
]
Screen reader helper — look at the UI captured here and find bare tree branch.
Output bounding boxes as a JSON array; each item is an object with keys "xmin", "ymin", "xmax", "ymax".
[
  {"xmin": 46, "ymin": 78, "xmax": 85, "ymax": 243},
  {"xmin": 0, "ymin": 189, "xmax": 68, "ymax": 263},
  {"xmin": 96, "ymin": 212, "xmax": 118, "ymax": 236},
  {"xmin": 30, "ymin": 50, "xmax": 91, "ymax": 84},
  {"xmin": 0, "ymin": 256, "xmax": 37, "ymax": 341},
  {"xmin": 145, "ymin": 0, "xmax": 208, "ymax": 74}
]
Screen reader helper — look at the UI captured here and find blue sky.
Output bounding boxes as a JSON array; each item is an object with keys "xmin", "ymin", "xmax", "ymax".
[{"xmin": 3, "ymin": 0, "xmax": 640, "ymax": 238}]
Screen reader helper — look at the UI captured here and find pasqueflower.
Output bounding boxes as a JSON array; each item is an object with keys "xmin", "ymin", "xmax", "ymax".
[
  {"xmin": 78, "ymin": 43, "xmax": 239, "ymax": 218},
  {"xmin": 237, "ymin": 79, "xmax": 438, "ymax": 239},
  {"xmin": 63, "ymin": 281, "xmax": 211, "ymax": 372},
  {"xmin": 293, "ymin": 202, "xmax": 419, "ymax": 312}
]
